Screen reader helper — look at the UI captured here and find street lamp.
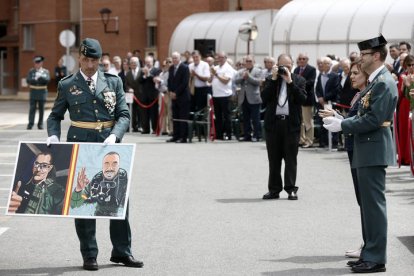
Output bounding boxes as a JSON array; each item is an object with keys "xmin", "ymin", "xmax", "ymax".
[
  {"xmin": 99, "ymin": 8, "xmax": 119, "ymax": 34},
  {"xmin": 238, "ymin": 21, "xmax": 258, "ymax": 55}
]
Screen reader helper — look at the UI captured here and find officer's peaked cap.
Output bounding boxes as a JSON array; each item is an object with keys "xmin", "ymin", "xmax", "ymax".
[
  {"xmin": 79, "ymin": 38, "xmax": 102, "ymax": 58},
  {"xmin": 33, "ymin": 56, "xmax": 45, "ymax": 63},
  {"xmin": 358, "ymin": 34, "xmax": 388, "ymax": 51}
]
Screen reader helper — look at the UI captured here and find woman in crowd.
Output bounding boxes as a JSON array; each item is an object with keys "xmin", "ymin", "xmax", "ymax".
[
  {"xmin": 397, "ymin": 55, "xmax": 414, "ymax": 166},
  {"xmin": 319, "ymin": 59, "xmax": 368, "ymax": 259}
]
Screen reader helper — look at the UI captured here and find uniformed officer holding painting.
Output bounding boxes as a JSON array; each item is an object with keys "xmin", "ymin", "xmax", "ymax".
[
  {"xmin": 27, "ymin": 56, "xmax": 50, "ymax": 130},
  {"xmin": 46, "ymin": 38, "xmax": 143, "ymax": 271},
  {"xmin": 323, "ymin": 35, "xmax": 398, "ymax": 273}
]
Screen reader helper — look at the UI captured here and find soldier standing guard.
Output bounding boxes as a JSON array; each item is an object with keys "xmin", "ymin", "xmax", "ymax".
[
  {"xmin": 27, "ymin": 56, "xmax": 50, "ymax": 129},
  {"xmin": 46, "ymin": 38, "xmax": 143, "ymax": 271}
]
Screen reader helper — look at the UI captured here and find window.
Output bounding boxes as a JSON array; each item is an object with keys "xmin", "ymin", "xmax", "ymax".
[
  {"xmin": 23, "ymin": 25, "xmax": 34, "ymax": 50},
  {"xmin": 147, "ymin": 26, "xmax": 157, "ymax": 48}
]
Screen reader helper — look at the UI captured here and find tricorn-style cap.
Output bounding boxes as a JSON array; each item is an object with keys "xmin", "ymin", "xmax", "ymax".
[
  {"xmin": 357, "ymin": 34, "xmax": 388, "ymax": 51},
  {"xmin": 79, "ymin": 38, "xmax": 102, "ymax": 58},
  {"xmin": 33, "ymin": 56, "xmax": 45, "ymax": 63}
]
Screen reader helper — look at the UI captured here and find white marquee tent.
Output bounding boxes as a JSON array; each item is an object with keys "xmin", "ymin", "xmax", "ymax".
[
  {"xmin": 169, "ymin": 9, "xmax": 276, "ymax": 63},
  {"xmin": 170, "ymin": 0, "xmax": 414, "ymax": 66},
  {"xmin": 271, "ymin": 0, "xmax": 414, "ymax": 63}
]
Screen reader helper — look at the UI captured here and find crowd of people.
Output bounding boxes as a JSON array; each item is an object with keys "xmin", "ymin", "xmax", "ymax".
[{"xmin": 94, "ymin": 43, "xmax": 412, "ymax": 163}]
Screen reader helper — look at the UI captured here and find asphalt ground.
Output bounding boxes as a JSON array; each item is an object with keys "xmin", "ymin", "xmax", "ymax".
[{"xmin": 0, "ymin": 100, "xmax": 413, "ymax": 276}]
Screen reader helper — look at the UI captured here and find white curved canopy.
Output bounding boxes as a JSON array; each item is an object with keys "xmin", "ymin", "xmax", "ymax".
[
  {"xmin": 271, "ymin": 0, "xmax": 414, "ymax": 63},
  {"xmin": 169, "ymin": 10, "xmax": 276, "ymax": 63}
]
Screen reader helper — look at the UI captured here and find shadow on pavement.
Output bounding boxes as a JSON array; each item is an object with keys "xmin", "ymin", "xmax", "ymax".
[
  {"xmin": 260, "ymin": 256, "xmax": 351, "ymax": 276},
  {"xmin": 0, "ymin": 264, "xmax": 115, "ymax": 276},
  {"xmin": 397, "ymin": 236, "xmax": 414, "ymax": 255},
  {"xmin": 262, "ymin": 267, "xmax": 351, "ymax": 275},
  {"xmin": 216, "ymin": 198, "xmax": 269, "ymax": 203},
  {"xmin": 261, "ymin": 255, "xmax": 345, "ymax": 264}
]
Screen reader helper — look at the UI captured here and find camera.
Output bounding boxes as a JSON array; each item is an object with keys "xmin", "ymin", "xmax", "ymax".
[{"xmin": 278, "ymin": 66, "xmax": 287, "ymax": 76}]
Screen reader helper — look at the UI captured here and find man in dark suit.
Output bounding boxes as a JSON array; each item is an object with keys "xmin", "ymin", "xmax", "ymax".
[
  {"xmin": 324, "ymin": 35, "xmax": 398, "ymax": 273},
  {"xmin": 262, "ymin": 54, "xmax": 307, "ymax": 200},
  {"xmin": 46, "ymin": 38, "xmax": 143, "ymax": 271},
  {"xmin": 125, "ymin": 57, "xmax": 143, "ymax": 132},
  {"xmin": 294, "ymin": 53, "xmax": 316, "ymax": 148},
  {"xmin": 167, "ymin": 51, "xmax": 191, "ymax": 143},
  {"xmin": 315, "ymin": 56, "xmax": 341, "ymax": 147},
  {"xmin": 139, "ymin": 55, "xmax": 161, "ymax": 133},
  {"xmin": 389, "ymin": 43, "xmax": 400, "ymax": 77}
]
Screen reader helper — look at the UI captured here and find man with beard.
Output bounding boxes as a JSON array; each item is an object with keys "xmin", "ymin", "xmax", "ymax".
[{"xmin": 71, "ymin": 152, "xmax": 127, "ymax": 217}]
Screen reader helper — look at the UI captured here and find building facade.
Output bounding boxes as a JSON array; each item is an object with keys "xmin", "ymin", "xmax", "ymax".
[{"xmin": 0, "ymin": 0, "xmax": 288, "ymax": 95}]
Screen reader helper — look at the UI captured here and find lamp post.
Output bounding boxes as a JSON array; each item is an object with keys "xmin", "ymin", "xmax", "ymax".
[
  {"xmin": 238, "ymin": 21, "xmax": 258, "ymax": 55},
  {"xmin": 99, "ymin": 8, "xmax": 119, "ymax": 34}
]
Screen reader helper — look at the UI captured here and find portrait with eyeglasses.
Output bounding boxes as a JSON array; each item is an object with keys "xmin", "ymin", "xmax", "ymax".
[{"xmin": 8, "ymin": 143, "xmax": 73, "ymax": 215}]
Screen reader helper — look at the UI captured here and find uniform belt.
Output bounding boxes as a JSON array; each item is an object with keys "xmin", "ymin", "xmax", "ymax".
[
  {"xmin": 71, "ymin": 120, "xmax": 114, "ymax": 130},
  {"xmin": 29, "ymin": 85, "xmax": 47, "ymax": 90},
  {"xmin": 381, "ymin": 121, "xmax": 391, "ymax": 127},
  {"xmin": 275, "ymin": 114, "xmax": 289, "ymax": 120}
]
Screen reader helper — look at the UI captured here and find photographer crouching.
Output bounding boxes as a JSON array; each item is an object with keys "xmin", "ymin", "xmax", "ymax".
[{"xmin": 261, "ymin": 54, "xmax": 307, "ymax": 200}]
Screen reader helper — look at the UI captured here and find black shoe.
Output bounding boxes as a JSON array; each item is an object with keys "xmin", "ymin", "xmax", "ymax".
[
  {"xmin": 83, "ymin": 257, "xmax": 98, "ymax": 271},
  {"xmin": 239, "ymin": 137, "xmax": 251, "ymax": 142},
  {"xmin": 288, "ymin": 191, "xmax": 298, "ymax": 200},
  {"xmin": 347, "ymin": 259, "xmax": 363, "ymax": 267},
  {"xmin": 132, "ymin": 129, "xmax": 139, "ymax": 132},
  {"xmin": 110, "ymin": 256, "xmax": 144, "ymax": 268},
  {"xmin": 262, "ymin": 192, "xmax": 280, "ymax": 200},
  {"xmin": 166, "ymin": 138, "xmax": 178, "ymax": 143},
  {"xmin": 351, "ymin": 261, "xmax": 385, "ymax": 273},
  {"xmin": 37, "ymin": 125, "xmax": 43, "ymax": 130},
  {"xmin": 176, "ymin": 139, "xmax": 187, "ymax": 143},
  {"xmin": 27, "ymin": 125, "xmax": 33, "ymax": 130}
]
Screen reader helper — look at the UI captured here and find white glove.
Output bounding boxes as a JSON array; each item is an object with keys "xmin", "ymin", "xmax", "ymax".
[
  {"xmin": 103, "ymin": 134, "xmax": 117, "ymax": 145},
  {"xmin": 323, "ymin": 117, "xmax": 342, "ymax": 132},
  {"xmin": 46, "ymin": 135, "xmax": 59, "ymax": 146}
]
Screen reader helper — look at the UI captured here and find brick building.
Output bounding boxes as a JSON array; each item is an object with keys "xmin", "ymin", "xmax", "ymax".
[{"xmin": 0, "ymin": 0, "xmax": 288, "ymax": 95}]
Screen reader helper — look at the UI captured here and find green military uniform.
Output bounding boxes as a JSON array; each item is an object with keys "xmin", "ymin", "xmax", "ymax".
[
  {"xmin": 71, "ymin": 168, "xmax": 128, "ymax": 217},
  {"xmin": 342, "ymin": 66, "xmax": 397, "ymax": 264},
  {"xmin": 27, "ymin": 56, "xmax": 50, "ymax": 129},
  {"xmin": 17, "ymin": 178, "xmax": 65, "ymax": 215},
  {"xmin": 47, "ymin": 38, "xmax": 131, "ymax": 261}
]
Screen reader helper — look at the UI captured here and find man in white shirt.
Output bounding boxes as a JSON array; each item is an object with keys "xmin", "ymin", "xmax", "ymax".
[
  {"xmin": 189, "ymin": 50, "xmax": 211, "ymax": 112},
  {"xmin": 211, "ymin": 51, "xmax": 236, "ymax": 140}
]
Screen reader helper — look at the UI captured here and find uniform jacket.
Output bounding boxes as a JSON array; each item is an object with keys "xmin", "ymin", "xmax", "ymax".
[
  {"xmin": 234, "ymin": 67, "xmax": 263, "ymax": 106},
  {"xmin": 341, "ymin": 67, "xmax": 398, "ymax": 168},
  {"xmin": 168, "ymin": 63, "xmax": 191, "ymax": 104},
  {"xmin": 27, "ymin": 68, "xmax": 50, "ymax": 101},
  {"xmin": 315, "ymin": 72, "xmax": 341, "ymax": 102},
  {"xmin": 47, "ymin": 70, "xmax": 130, "ymax": 142},
  {"xmin": 17, "ymin": 178, "xmax": 64, "ymax": 215},
  {"xmin": 293, "ymin": 65, "xmax": 316, "ymax": 106},
  {"xmin": 262, "ymin": 74, "xmax": 307, "ymax": 133}
]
